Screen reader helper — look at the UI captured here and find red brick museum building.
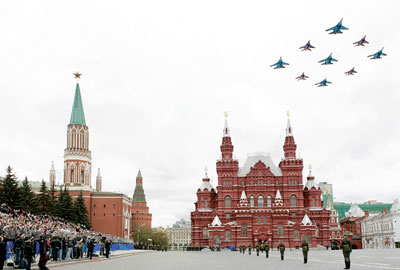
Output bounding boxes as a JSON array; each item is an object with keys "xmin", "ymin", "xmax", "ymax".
[{"xmin": 191, "ymin": 116, "xmax": 341, "ymax": 248}]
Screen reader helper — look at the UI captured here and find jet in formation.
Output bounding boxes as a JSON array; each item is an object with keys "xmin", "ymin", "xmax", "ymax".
[
  {"xmin": 353, "ymin": 35, "xmax": 369, "ymax": 47},
  {"xmin": 270, "ymin": 57, "xmax": 289, "ymax": 69},
  {"xmin": 319, "ymin": 53, "xmax": 338, "ymax": 65},
  {"xmin": 299, "ymin": 40, "xmax": 315, "ymax": 51},
  {"xmin": 326, "ymin": 18, "xmax": 349, "ymax": 34},
  {"xmin": 344, "ymin": 67, "xmax": 357, "ymax": 75},
  {"xmin": 315, "ymin": 78, "xmax": 332, "ymax": 87},
  {"xmin": 368, "ymin": 47, "xmax": 387, "ymax": 59},
  {"xmin": 295, "ymin": 72, "xmax": 309, "ymax": 80}
]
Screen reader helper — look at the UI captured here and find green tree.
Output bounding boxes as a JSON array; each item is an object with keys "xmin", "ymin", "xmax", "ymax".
[
  {"xmin": 57, "ymin": 186, "xmax": 74, "ymax": 221},
  {"xmin": 0, "ymin": 166, "xmax": 21, "ymax": 209},
  {"xmin": 48, "ymin": 183, "xmax": 58, "ymax": 216},
  {"xmin": 36, "ymin": 180, "xmax": 50, "ymax": 214},
  {"xmin": 20, "ymin": 176, "xmax": 36, "ymax": 213},
  {"xmin": 73, "ymin": 191, "xmax": 91, "ymax": 228}
]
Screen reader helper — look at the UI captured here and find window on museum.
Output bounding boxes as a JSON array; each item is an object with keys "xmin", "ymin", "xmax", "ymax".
[
  {"xmin": 263, "ymin": 217, "xmax": 267, "ymax": 224},
  {"xmin": 267, "ymin": 195, "xmax": 272, "ymax": 208},
  {"xmin": 294, "ymin": 230, "xmax": 300, "ymax": 240},
  {"xmin": 71, "ymin": 169, "xmax": 74, "ymax": 183},
  {"xmin": 104, "ymin": 204, "xmax": 106, "ymax": 208},
  {"xmin": 203, "ymin": 227, "xmax": 209, "ymax": 239},
  {"xmin": 292, "ymin": 213, "xmax": 296, "ymax": 217},
  {"xmin": 81, "ymin": 171, "xmax": 84, "ymax": 184},
  {"xmin": 276, "ymin": 180, "xmax": 279, "ymax": 185},
  {"xmin": 225, "ymin": 196, "xmax": 231, "ymax": 208},
  {"xmin": 258, "ymin": 196, "xmax": 264, "ymax": 208},
  {"xmin": 241, "ymin": 180, "xmax": 245, "ymax": 186},
  {"xmin": 226, "ymin": 213, "xmax": 230, "ymax": 220},
  {"xmin": 94, "ymin": 204, "xmax": 96, "ymax": 208},
  {"xmin": 290, "ymin": 195, "xmax": 297, "ymax": 207},
  {"xmin": 241, "ymin": 225, "xmax": 247, "ymax": 237},
  {"xmin": 250, "ymin": 196, "xmax": 255, "ymax": 208},
  {"xmin": 225, "ymin": 230, "xmax": 231, "ymax": 242},
  {"xmin": 257, "ymin": 216, "xmax": 261, "ymax": 224},
  {"xmin": 312, "ymin": 198, "xmax": 316, "ymax": 207},
  {"xmin": 204, "ymin": 199, "xmax": 208, "ymax": 208},
  {"xmin": 278, "ymin": 224, "xmax": 284, "ymax": 237}
]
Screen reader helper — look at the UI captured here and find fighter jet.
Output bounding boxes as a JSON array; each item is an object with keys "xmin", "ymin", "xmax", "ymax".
[
  {"xmin": 270, "ymin": 57, "xmax": 289, "ymax": 69},
  {"xmin": 295, "ymin": 72, "xmax": 309, "ymax": 80},
  {"xmin": 353, "ymin": 35, "xmax": 369, "ymax": 47},
  {"xmin": 326, "ymin": 18, "xmax": 349, "ymax": 34},
  {"xmin": 344, "ymin": 67, "xmax": 357, "ymax": 75},
  {"xmin": 315, "ymin": 78, "xmax": 332, "ymax": 87},
  {"xmin": 299, "ymin": 40, "xmax": 315, "ymax": 51},
  {"xmin": 368, "ymin": 47, "xmax": 387, "ymax": 59},
  {"xmin": 318, "ymin": 53, "xmax": 338, "ymax": 65}
]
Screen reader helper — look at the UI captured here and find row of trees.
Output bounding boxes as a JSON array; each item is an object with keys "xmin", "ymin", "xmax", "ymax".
[
  {"xmin": 0, "ymin": 166, "xmax": 91, "ymax": 228},
  {"xmin": 132, "ymin": 224, "xmax": 168, "ymax": 248}
]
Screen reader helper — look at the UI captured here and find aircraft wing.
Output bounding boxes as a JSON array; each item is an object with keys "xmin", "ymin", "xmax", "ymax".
[
  {"xmin": 282, "ymin": 61, "xmax": 289, "ymax": 65},
  {"xmin": 332, "ymin": 58, "xmax": 338, "ymax": 62},
  {"xmin": 341, "ymin": 26, "xmax": 349, "ymax": 30},
  {"xmin": 325, "ymin": 26, "xmax": 335, "ymax": 32}
]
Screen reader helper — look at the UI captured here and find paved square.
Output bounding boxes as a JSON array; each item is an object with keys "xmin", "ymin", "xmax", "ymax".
[{"xmin": 56, "ymin": 249, "xmax": 400, "ymax": 270}]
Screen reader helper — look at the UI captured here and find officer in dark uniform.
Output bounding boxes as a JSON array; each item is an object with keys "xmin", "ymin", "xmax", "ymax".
[
  {"xmin": 301, "ymin": 239, "xmax": 309, "ymax": 264},
  {"xmin": 340, "ymin": 237, "xmax": 352, "ymax": 269},
  {"xmin": 256, "ymin": 243, "xmax": 260, "ymax": 256},
  {"xmin": 0, "ymin": 235, "xmax": 7, "ymax": 270},
  {"xmin": 277, "ymin": 241, "xmax": 285, "ymax": 260},
  {"xmin": 248, "ymin": 243, "xmax": 252, "ymax": 255},
  {"xmin": 263, "ymin": 241, "xmax": 270, "ymax": 258}
]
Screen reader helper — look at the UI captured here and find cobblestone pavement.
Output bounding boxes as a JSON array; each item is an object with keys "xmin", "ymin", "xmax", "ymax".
[{"xmin": 55, "ymin": 249, "xmax": 400, "ymax": 270}]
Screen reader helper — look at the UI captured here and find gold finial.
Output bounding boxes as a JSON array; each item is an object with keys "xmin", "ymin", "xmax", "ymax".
[
  {"xmin": 224, "ymin": 111, "xmax": 228, "ymax": 119},
  {"xmin": 73, "ymin": 72, "xmax": 82, "ymax": 81},
  {"xmin": 286, "ymin": 110, "xmax": 290, "ymax": 118}
]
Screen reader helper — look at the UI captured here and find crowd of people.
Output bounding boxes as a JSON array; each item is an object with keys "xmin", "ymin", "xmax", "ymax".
[{"xmin": 0, "ymin": 205, "xmax": 128, "ymax": 270}]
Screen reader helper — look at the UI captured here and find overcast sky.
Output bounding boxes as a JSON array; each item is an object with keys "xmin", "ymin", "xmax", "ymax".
[{"xmin": 1, "ymin": 1, "xmax": 399, "ymax": 227}]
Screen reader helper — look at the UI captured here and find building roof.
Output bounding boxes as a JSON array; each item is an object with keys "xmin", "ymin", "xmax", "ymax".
[
  {"xmin": 334, "ymin": 202, "xmax": 392, "ymax": 221},
  {"xmin": 345, "ymin": 204, "xmax": 365, "ymax": 218},
  {"xmin": 211, "ymin": 215, "xmax": 222, "ymax": 226},
  {"xmin": 199, "ymin": 180, "xmax": 214, "ymax": 192},
  {"xmin": 275, "ymin": 190, "xmax": 282, "ymax": 200},
  {"xmin": 301, "ymin": 214, "xmax": 313, "ymax": 225},
  {"xmin": 238, "ymin": 154, "xmax": 282, "ymax": 177},
  {"xmin": 137, "ymin": 170, "xmax": 142, "ymax": 178},
  {"xmin": 240, "ymin": 190, "xmax": 247, "ymax": 200},
  {"xmin": 92, "ymin": 191, "xmax": 120, "ymax": 195},
  {"xmin": 69, "ymin": 83, "xmax": 86, "ymax": 126}
]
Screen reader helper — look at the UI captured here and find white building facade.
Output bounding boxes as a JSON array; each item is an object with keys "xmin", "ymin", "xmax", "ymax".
[
  {"xmin": 361, "ymin": 199, "xmax": 400, "ymax": 249},
  {"xmin": 167, "ymin": 219, "xmax": 192, "ymax": 250}
]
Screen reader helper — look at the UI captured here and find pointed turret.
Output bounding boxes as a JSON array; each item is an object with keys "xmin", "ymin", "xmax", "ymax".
[
  {"xmin": 211, "ymin": 215, "xmax": 222, "ymax": 226},
  {"xmin": 69, "ymin": 83, "xmax": 86, "ymax": 126},
  {"xmin": 273, "ymin": 190, "xmax": 284, "ymax": 206},
  {"xmin": 238, "ymin": 190, "xmax": 249, "ymax": 208},
  {"xmin": 304, "ymin": 165, "xmax": 318, "ymax": 190},
  {"xmin": 96, "ymin": 168, "xmax": 102, "ymax": 192},
  {"xmin": 133, "ymin": 169, "xmax": 146, "ymax": 202},
  {"xmin": 283, "ymin": 111, "xmax": 297, "ymax": 160},
  {"xmin": 301, "ymin": 214, "xmax": 313, "ymax": 225},
  {"xmin": 220, "ymin": 112, "xmax": 234, "ymax": 161},
  {"xmin": 49, "ymin": 161, "xmax": 56, "ymax": 187}
]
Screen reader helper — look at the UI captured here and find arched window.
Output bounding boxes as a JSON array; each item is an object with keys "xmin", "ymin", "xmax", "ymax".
[
  {"xmin": 241, "ymin": 180, "xmax": 245, "ymax": 186},
  {"xmin": 225, "ymin": 231, "xmax": 231, "ymax": 242},
  {"xmin": 267, "ymin": 195, "xmax": 272, "ymax": 208},
  {"xmin": 71, "ymin": 169, "xmax": 74, "ymax": 183},
  {"xmin": 278, "ymin": 224, "xmax": 284, "ymax": 237},
  {"xmin": 312, "ymin": 198, "xmax": 316, "ymax": 207},
  {"xmin": 294, "ymin": 230, "xmax": 300, "ymax": 240},
  {"xmin": 258, "ymin": 195, "xmax": 264, "ymax": 208},
  {"xmin": 214, "ymin": 235, "xmax": 220, "ymax": 245},
  {"xmin": 257, "ymin": 216, "xmax": 261, "ymax": 224},
  {"xmin": 250, "ymin": 196, "xmax": 255, "ymax": 208},
  {"xmin": 290, "ymin": 195, "xmax": 297, "ymax": 207},
  {"xmin": 225, "ymin": 196, "xmax": 231, "ymax": 208},
  {"xmin": 263, "ymin": 216, "xmax": 267, "ymax": 224},
  {"xmin": 203, "ymin": 227, "xmax": 209, "ymax": 239},
  {"xmin": 204, "ymin": 199, "xmax": 208, "ymax": 208},
  {"xmin": 241, "ymin": 225, "xmax": 247, "ymax": 237},
  {"xmin": 81, "ymin": 170, "xmax": 85, "ymax": 184}
]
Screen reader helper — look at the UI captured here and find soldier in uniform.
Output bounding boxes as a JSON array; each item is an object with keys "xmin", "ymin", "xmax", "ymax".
[
  {"xmin": 263, "ymin": 241, "xmax": 270, "ymax": 258},
  {"xmin": 340, "ymin": 237, "xmax": 352, "ymax": 269},
  {"xmin": 277, "ymin": 241, "xmax": 285, "ymax": 260},
  {"xmin": 256, "ymin": 242, "xmax": 260, "ymax": 256},
  {"xmin": 248, "ymin": 243, "xmax": 252, "ymax": 255},
  {"xmin": 301, "ymin": 239, "xmax": 309, "ymax": 264}
]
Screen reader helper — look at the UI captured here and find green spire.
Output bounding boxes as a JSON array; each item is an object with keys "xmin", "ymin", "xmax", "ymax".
[
  {"xmin": 137, "ymin": 170, "xmax": 142, "ymax": 178},
  {"xmin": 69, "ymin": 83, "xmax": 86, "ymax": 126},
  {"xmin": 133, "ymin": 170, "xmax": 146, "ymax": 202}
]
